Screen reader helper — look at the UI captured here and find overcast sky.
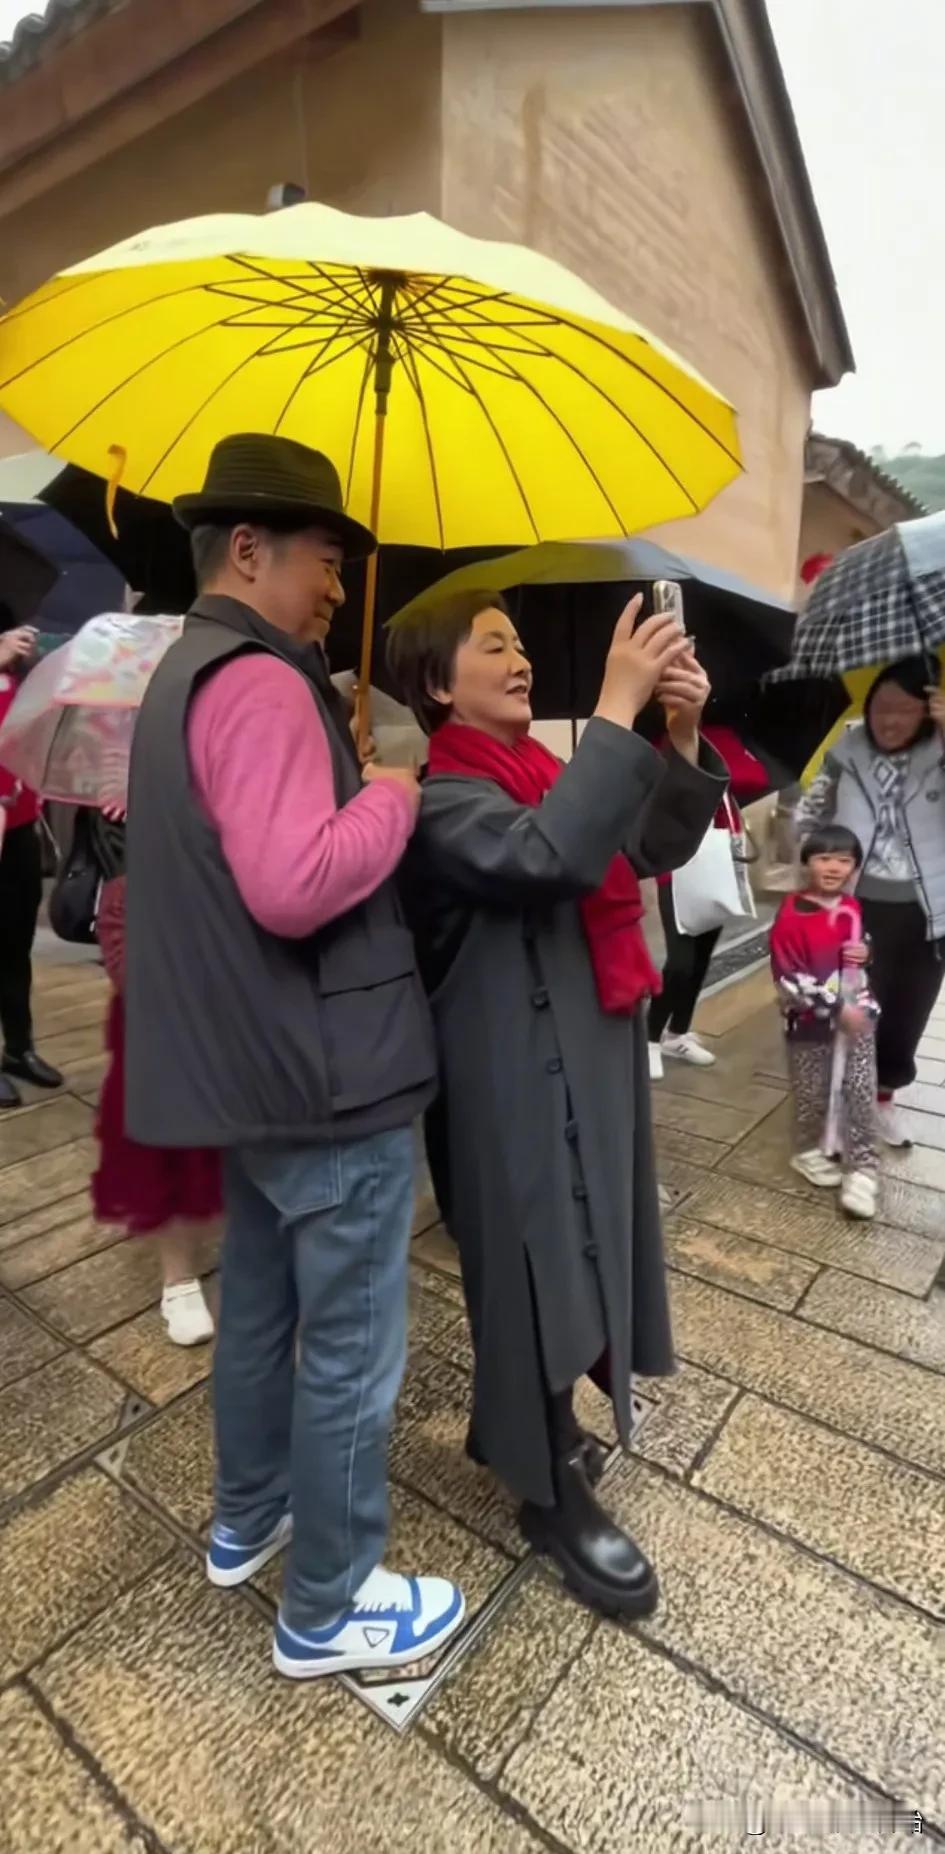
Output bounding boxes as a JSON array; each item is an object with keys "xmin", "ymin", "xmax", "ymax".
[{"xmin": 0, "ymin": 0, "xmax": 941, "ymax": 453}]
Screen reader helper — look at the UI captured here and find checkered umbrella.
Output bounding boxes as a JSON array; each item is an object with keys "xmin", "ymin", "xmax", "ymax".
[{"xmin": 768, "ymin": 510, "xmax": 945, "ymax": 682}]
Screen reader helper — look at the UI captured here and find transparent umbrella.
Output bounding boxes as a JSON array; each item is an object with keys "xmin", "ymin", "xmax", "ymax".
[{"xmin": 0, "ymin": 612, "xmax": 181, "ymax": 809}]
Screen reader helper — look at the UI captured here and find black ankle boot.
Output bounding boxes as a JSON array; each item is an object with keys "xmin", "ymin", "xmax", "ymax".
[
  {"xmin": 466, "ymin": 1423, "xmax": 609, "ymax": 1487},
  {"xmin": 520, "ymin": 1446, "xmax": 659, "ymax": 1619}
]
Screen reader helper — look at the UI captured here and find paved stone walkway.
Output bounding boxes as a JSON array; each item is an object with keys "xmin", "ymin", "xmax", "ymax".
[{"xmin": 0, "ymin": 951, "xmax": 943, "ymax": 1852}]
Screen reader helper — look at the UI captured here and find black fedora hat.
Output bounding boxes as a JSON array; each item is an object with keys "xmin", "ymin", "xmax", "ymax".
[{"xmin": 172, "ymin": 434, "xmax": 376, "ymax": 559}]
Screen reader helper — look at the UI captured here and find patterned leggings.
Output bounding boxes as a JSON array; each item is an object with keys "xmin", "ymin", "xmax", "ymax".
[{"xmin": 787, "ymin": 1032, "xmax": 878, "ymax": 1173}]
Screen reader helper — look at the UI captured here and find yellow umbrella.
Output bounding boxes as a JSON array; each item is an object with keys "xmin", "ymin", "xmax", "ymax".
[{"xmin": 0, "ymin": 202, "xmax": 741, "ymax": 741}]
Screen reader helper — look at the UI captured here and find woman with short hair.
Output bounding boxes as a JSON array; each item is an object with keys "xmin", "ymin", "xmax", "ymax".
[{"xmin": 389, "ymin": 589, "xmax": 728, "ymax": 1617}]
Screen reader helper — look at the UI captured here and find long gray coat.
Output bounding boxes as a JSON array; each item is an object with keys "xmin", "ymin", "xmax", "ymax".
[{"xmin": 402, "ymin": 718, "xmax": 728, "ymax": 1507}]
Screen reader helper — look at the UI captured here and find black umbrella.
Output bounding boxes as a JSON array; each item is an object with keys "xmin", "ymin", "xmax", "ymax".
[
  {"xmin": 384, "ymin": 537, "xmax": 828, "ymax": 785},
  {"xmin": 0, "ymin": 516, "xmax": 59, "ymax": 626}
]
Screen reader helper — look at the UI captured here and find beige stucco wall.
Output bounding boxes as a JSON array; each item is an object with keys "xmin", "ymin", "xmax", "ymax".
[
  {"xmin": 440, "ymin": 3, "xmax": 812, "ymax": 600},
  {"xmin": 0, "ymin": 0, "xmax": 443, "ymax": 310},
  {"xmin": 796, "ymin": 479, "xmax": 878, "ymax": 597}
]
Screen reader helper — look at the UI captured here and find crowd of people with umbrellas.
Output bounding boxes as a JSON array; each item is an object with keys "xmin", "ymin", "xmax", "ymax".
[{"xmin": 1, "ymin": 199, "xmax": 944, "ymax": 1680}]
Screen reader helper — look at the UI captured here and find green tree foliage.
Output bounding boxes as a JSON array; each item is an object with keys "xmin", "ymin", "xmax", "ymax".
[{"xmin": 872, "ymin": 448, "xmax": 945, "ymax": 512}]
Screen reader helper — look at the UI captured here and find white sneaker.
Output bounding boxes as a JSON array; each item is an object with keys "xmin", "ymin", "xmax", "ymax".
[
  {"xmin": 791, "ymin": 1149, "xmax": 842, "ymax": 1188},
  {"xmin": 272, "ymin": 1564, "xmax": 466, "ymax": 1680},
  {"xmin": 841, "ymin": 1170, "xmax": 878, "ymax": 1220},
  {"xmin": 661, "ymin": 1032, "xmax": 716, "ymax": 1069},
  {"xmin": 160, "ymin": 1279, "xmax": 214, "ymax": 1347},
  {"xmin": 876, "ymin": 1101, "xmax": 913, "ymax": 1149},
  {"xmin": 648, "ymin": 1043, "xmax": 664, "ymax": 1081}
]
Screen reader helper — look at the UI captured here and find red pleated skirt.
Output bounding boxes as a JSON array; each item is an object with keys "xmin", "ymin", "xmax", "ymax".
[{"xmin": 92, "ymin": 994, "xmax": 223, "ymax": 1236}]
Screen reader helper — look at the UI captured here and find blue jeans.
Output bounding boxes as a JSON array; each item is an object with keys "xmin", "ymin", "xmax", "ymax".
[{"xmin": 213, "ymin": 1128, "xmax": 415, "ymax": 1629}]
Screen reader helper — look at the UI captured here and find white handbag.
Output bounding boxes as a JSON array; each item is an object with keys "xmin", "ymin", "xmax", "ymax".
[{"xmin": 671, "ymin": 798, "xmax": 758, "ymax": 937}]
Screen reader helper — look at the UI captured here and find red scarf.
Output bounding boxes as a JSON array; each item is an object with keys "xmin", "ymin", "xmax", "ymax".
[{"xmin": 427, "ymin": 723, "xmax": 661, "ymax": 1015}]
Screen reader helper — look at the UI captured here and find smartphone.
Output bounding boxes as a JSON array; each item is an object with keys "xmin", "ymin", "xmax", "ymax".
[{"xmin": 652, "ymin": 580, "xmax": 685, "ymax": 632}]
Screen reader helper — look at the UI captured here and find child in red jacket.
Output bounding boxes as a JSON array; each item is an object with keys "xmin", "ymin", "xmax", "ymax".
[{"xmin": 770, "ymin": 824, "xmax": 880, "ymax": 1219}]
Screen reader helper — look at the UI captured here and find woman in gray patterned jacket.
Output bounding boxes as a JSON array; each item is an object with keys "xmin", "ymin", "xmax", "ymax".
[{"xmin": 796, "ymin": 657, "xmax": 945, "ymax": 1147}]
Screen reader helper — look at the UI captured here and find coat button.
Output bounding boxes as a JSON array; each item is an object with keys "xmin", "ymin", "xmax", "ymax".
[
  {"xmin": 564, "ymin": 1119, "xmax": 579, "ymax": 1144},
  {"xmin": 531, "ymin": 987, "xmax": 550, "ymax": 1009},
  {"xmin": 572, "ymin": 1183, "xmax": 588, "ymax": 1202},
  {"xmin": 583, "ymin": 1240, "xmax": 599, "ymax": 1259},
  {"xmin": 546, "ymin": 1057, "xmax": 563, "ymax": 1075}
]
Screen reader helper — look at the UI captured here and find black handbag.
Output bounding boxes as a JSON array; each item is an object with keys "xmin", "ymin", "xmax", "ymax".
[{"xmin": 48, "ymin": 810, "xmax": 125, "ymax": 945}]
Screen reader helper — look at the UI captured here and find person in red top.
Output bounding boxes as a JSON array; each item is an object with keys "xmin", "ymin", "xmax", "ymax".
[
  {"xmin": 0, "ymin": 617, "xmax": 64, "ymax": 1109},
  {"xmin": 647, "ymin": 722, "xmax": 769, "ymax": 1076},
  {"xmin": 770, "ymin": 824, "xmax": 880, "ymax": 1219}
]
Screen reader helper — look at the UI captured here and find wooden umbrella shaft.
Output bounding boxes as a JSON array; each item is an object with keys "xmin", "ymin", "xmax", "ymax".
[
  {"xmin": 357, "ymin": 405, "xmax": 387, "ymax": 755},
  {"xmin": 356, "ymin": 275, "xmax": 397, "ymax": 758}
]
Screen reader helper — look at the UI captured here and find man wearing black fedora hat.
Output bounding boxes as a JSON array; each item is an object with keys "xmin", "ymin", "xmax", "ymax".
[{"xmin": 124, "ymin": 434, "xmax": 465, "ymax": 1680}]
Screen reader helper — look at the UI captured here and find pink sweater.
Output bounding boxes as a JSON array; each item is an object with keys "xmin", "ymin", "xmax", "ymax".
[{"xmin": 186, "ymin": 655, "xmax": 416, "ymax": 938}]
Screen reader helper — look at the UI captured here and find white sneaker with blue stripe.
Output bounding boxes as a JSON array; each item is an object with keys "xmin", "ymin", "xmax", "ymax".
[
  {"xmin": 273, "ymin": 1564, "xmax": 466, "ymax": 1679},
  {"xmin": 206, "ymin": 1511, "xmax": 293, "ymax": 1588}
]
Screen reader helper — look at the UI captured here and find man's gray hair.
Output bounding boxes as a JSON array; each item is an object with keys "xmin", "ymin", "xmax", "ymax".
[{"xmin": 190, "ymin": 524, "xmax": 233, "ymax": 590}]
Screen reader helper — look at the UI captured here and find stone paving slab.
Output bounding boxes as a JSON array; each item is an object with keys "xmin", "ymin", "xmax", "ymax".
[
  {"xmin": 0, "ymin": 1140, "xmax": 96, "ymax": 1233},
  {"xmin": 121, "ymin": 1385, "xmax": 215, "ymax": 1535},
  {"xmin": 35, "ymin": 1556, "xmax": 546, "ymax": 1854},
  {"xmin": 90, "ymin": 1301, "xmax": 216, "ymax": 1406},
  {"xmin": 630, "ymin": 1361, "xmax": 737, "ymax": 1478},
  {"xmin": 653, "ymin": 1123, "xmax": 730, "ymax": 1170},
  {"xmin": 8, "ymin": 952, "xmax": 945, "ymax": 1851},
  {"xmin": 0, "ymin": 1352, "xmax": 128, "ymax": 1507},
  {"xmin": 0, "ymin": 1687, "xmax": 151, "ymax": 1854},
  {"xmin": 427, "ymin": 1571, "xmax": 596, "ymax": 1781},
  {"xmin": 800, "ymin": 1269, "xmax": 945, "ymax": 1372},
  {"xmin": 609, "ymin": 1463, "xmax": 945, "ymax": 1823},
  {"xmin": 0, "ymin": 1210, "xmax": 122, "ymax": 1290},
  {"xmin": 665, "ymin": 1213, "xmax": 819, "ymax": 1310},
  {"xmin": 650, "ymin": 1087, "xmax": 782, "ymax": 1146},
  {"xmin": 681, "ymin": 1171, "xmax": 945, "ymax": 1295},
  {"xmin": 0, "ymin": 1466, "xmax": 171, "ymax": 1680},
  {"xmin": 20, "ymin": 1226, "xmax": 219, "ymax": 1342},
  {"xmin": 670, "ymin": 1273, "xmax": 945, "ymax": 1478},
  {"xmin": 0, "ymin": 1295, "xmax": 64, "ymax": 1391},
  {"xmin": 721, "ymin": 1098, "xmax": 945, "ymax": 1239},
  {"xmin": 694, "ymin": 1394, "xmax": 945, "ymax": 1618},
  {"xmin": 500, "ymin": 1620, "xmax": 908, "ymax": 1854},
  {"xmin": 0, "ymin": 1095, "xmax": 94, "ymax": 1165}
]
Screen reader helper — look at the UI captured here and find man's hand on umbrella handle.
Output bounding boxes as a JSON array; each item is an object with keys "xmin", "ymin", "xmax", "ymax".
[
  {"xmin": 362, "ymin": 762, "xmax": 422, "ymax": 822},
  {"xmin": 595, "ymin": 596, "xmax": 687, "ymax": 730},
  {"xmin": 100, "ymin": 800, "xmax": 127, "ymax": 823},
  {"xmin": 0, "ymin": 626, "xmax": 38, "ymax": 673}
]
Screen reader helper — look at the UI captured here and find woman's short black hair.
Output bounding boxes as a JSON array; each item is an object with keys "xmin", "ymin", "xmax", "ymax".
[
  {"xmin": 864, "ymin": 654, "xmax": 936, "ymax": 748},
  {"xmin": 387, "ymin": 590, "xmax": 512, "ymax": 735},
  {"xmin": 799, "ymin": 823, "xmax": 865, "ymax": 867}
]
